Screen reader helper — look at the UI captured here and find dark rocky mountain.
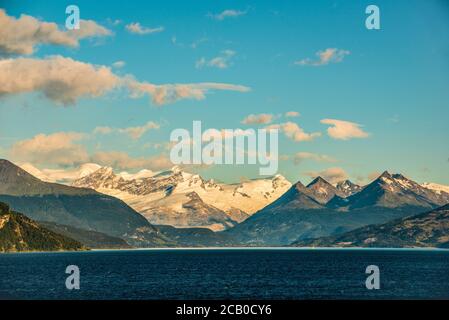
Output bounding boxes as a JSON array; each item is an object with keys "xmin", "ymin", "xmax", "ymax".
[
  {"xmin": 261, "ymin": 181, "xmax": 324, "ymax": 211},
  {"xmin": 327, "ymin": 171, "xmax": 449, "ymax": 211},
  {"xmin": 225, "ymin": 172, "xmax": 449, "ymax": 246},
  {"xmin": 39, "ymin": 221, "xmax": 132, "ymax": 249},
  {"xmin": 293, "ymin": 204, "xmax": 449, "ymax": 248},
  {"xmin": 0, "ymin": 202, "xmax": 85, "ymax": 253},
  {"xmin": 305, "ymin": 177, "xmax": 345, "ymax": 204},
  {"xmin": 0, "ymin": 159, "xmax": 170, "ymax": 247},
  {"xmin": 335, "ymin": 180, "xmax": 362, "ymax": 197}
]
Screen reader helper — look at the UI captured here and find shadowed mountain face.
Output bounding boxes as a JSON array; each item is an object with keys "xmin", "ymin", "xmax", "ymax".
[
  {"xmin": 327, "ymin": 171, "xmax": 449, "ymax": 210},
  {"xmin": 39, "ymin": 221, "xmax": 132, "ymax": 249},
  {"xmin": 225, "ymin": 173, "xmax": 449, "ymax": 246},
  {"xmin": 0, "ymin": 202, "xmax": 85, "ymax": 253},
  {"xmin": 335, "ymin": 180, "xmax": 362, "ymax": 197},
  {"xmin": 262, "ymin": 181, "xmax": 324, "ymax": 211},
  {"xmin": 0, "ymin": 159, "xmax": 169, "ymax": 247},
  {"xmin": 0, "ymin": 159, "xmax": 93, "ymax": 196},
  {"xmin": 293, "ymin": 204, "xmax": 449, "ymax": 248},
  {"xmin": 305, "ymin": 177, "xmax": 345, "ymax": 204}
]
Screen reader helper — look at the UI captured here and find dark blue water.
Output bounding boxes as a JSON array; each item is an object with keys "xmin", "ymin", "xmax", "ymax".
[{"xmin": 1, "ymin": 249, "xmax": 449, "ymax": 300}]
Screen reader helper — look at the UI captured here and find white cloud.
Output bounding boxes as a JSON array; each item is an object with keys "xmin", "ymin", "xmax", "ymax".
[
  {"xmin": 0, "ymin": 56, "xmax": 250, "ymax": 106},
  {"xmin": 241, "ymin": 113, "xmax": 274, "ymax": 125},
  {"xmin": 209, "ymin": 9, "xmax": 247, "ymax": 21},
  {"xmin": 305, "ymin": 167, "xmax": 348, "ymax": 184},
  {"xmin": 320, "ymin": 119, "xmax": 369, "ymax": 140},
  {"xmin": 127, "ymin": 80, "xmax": 250, "ymax": 105},
  {"xmin": 285, "ymin": 111, "xmax": 300, "ymax": 118},
  {"xmin": 0, "ymin": 9, "xmax": 111, "ymax": 56},
  {"xmin": 293, "ymin": 152, "xmax": 336, "ymax": 165},
  {"xmin": 196, "ymin": 50, "xmax": 236, "ymax": 69},
  {"xmin": 0, "ymin": 56, "xmax": 120, "ymax": 105},
  {"xmin": 266, "ymin": 122, "xmax": 321, "ymax": 142},
  {"xmin": 91, "ymin": 151, "xmax": 172, "ymax": 171},
  {"xmin": 19, "ymin": 162, "xmax": 101, "ymax": 183},
  {"xmin": 125, "ymin": 22, "xmax": 164, "ymax": 35},
  {"xmin": 10, "ymin": 132, "xmax": 89, "ymax": 166},
  {"xmin": 112, "ymin": 60, "xmax": 125, "ymax": 68},
  {"xmin": 94, "ymin": 121, "xmax": 160, "ymax": 140},
  {"xmin": 93, "ymin": 126, "xmax": 113, "ymax": 135},
  {"xmin": 119, "ymin": 121, "xmax": 160, "ymax": 139},
  {"xmin": 295, "ymin": 48, "xmax": 350, "ymax": 66}
]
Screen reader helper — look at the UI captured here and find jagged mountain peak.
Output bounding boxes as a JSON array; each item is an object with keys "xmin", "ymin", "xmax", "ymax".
[
  {"xmin": 72, "ymin": 164, "xmax": 292, "ymax": 230},
  {"xmin": 307, "ymin": 176, "xmax": 331, "ymax": 187},
  {"xmin": 329, "ymin": 171, "xmax": 449, "ymax": 210},
  {"xmin": 335, "ymin": 180, "xmax": 362, "ymax": 197}
]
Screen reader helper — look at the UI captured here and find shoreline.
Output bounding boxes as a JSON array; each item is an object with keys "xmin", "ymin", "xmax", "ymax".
[{"xmin": 2, "ymin": 246, "xmax": 449, "ymax": 254}]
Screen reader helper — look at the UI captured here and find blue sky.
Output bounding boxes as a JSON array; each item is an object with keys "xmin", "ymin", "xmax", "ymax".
[{"xmin": 0, "ymin": 0, "xmax": 448, "ymax": 185}]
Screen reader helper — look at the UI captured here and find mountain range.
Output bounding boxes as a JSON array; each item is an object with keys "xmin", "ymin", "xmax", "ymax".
[
  {"xmin": 1, "ymin": 158, "xmax": 449, "ymax": 249},
  {"xmin": 293, "ymin": 204, "xmax": 449, "ymax": 248},
  {"xmin": 225, "ymin": 171, "xmax": 449, "ymax": 246},
  {"xmin": 0, "ymin": 159, "xmax": 171, "ymax": 247},
  {"xmin": 71, "ymin": 166, "xmax": 291, "ymax": 231}
]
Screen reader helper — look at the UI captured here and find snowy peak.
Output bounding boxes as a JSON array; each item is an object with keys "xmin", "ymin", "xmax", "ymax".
[
  {"xmin": 71, "ymin": 165, "xmax": 292, "ymax": 230},
  {"xmin": 336, "ymin": 180, "xmax": 362, "ymax": 197},
  {"xmin": 329, "ymin": 172, "xmax": 449, "ymax": 210},
  {"xmin": 422, "ymin": 182, "xmax": 449, "ymax": 195}
]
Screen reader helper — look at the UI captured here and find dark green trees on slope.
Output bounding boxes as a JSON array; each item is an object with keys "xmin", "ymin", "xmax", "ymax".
[{"xmin": 0, "ymin": 202, "xmax": 85, "ymax": 253}]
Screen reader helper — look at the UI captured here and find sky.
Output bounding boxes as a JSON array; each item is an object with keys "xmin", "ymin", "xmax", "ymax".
[{"xmin": 0, "ymin": 0, "xmax": 448, "ymax": 185}]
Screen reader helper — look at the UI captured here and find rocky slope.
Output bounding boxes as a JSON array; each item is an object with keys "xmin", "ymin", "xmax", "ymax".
[{"xmin": 0, "ymin": 202, "xmax": 85, "ymax": 253}]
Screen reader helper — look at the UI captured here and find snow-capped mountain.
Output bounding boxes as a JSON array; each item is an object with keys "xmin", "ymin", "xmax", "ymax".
[
  {"xmin": 227, "ymin": 171, "xmax": 449, "ymax": 246},
  {"xmin": 20, "ymin": 163, "xmax": 102, "ymax": 184},
  {"xmin": 72, "ymin": 166, "xmax": 292, "ymax": 231},
  {"xmin": 335, "ymin": 180, "xmax": 362, "ymax": 197},
  {"xmin": 422, "ymin": 182, "xmax": 449, "ymax": 195},
  {"xmin": 328, "ymin": 171, "xmax": 449, "ymax": 210}
]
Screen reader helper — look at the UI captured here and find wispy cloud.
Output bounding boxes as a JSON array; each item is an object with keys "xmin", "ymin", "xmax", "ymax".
[
  {"xmin": 0, "ymin": 56, "xmax": 250, "ymax": 106},
  {"xmin": 241, "ymin": 113, "xmax": 274, "ymax": 125},
  {"xmin": 305, "ymin": 167, "xmax": 348, "ymax": 184},
  {"xmin": 208, "ymin": 9, "xmax": 247, "ymax": 21},
  {"xmin": 127, "ymin": 80, "xmax": 250, "ymax": 105},
  {"xmin": 112, "ymin": 60, "xmax": 125, "ymax": 68},
  {"xmin": 285, "ymin": 111, "xmax": 300, "ymax": 118},
  {"xmin": 125, "ymin": 22, "xmax": 164, "ymax": 35},
  {"xmin": 91, "ymin": 151, "xmax": 172, "ymax": 171},
  {"xmin": 295, "ymin": 48, "xmax": 350, "ymax": 66},
  {"xmin": 94, "ymin": 121, "xmax": 160, "ymax": 140},
  {"xmin": 0, "ymin": 9, "xmax": 111, "ymax": 56},
  {"xmin": 266, "ymin": 122, "xmax": 321, "ymax": 142},
  {"xmin": 320, "ymin": 119, "xmax": 369, "ymax": 140},
  {"xmin": 10, "ymin": 132, "xmax": 89, "ymax": 166},
  {"xmin": 196, "ymin": 50, "xmax": 236, "ymax": 69},
  {"xmin": 293, "ymin": 152, "xmax": 336, "ymax": 165}
]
